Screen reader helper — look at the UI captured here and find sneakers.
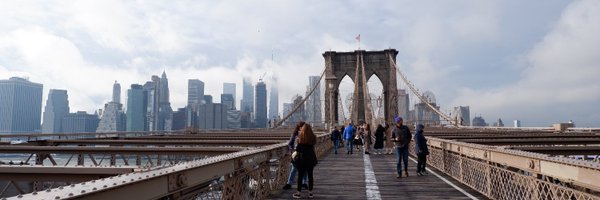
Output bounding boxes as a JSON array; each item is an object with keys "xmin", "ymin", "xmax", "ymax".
[
  {"xmin": 416, "ymin": 172, "xmax": 423, "ymax": 176},
  {"xmin": 293, "ymin": 192, "xmax": 301, "ymax": 199},
  {"xmin": 308, "ymin": 191, "xmax": 314, "ymax": 199},
  {"xmin": 283, "ymin": 184, "xmax": 291, "ymax": 189},
  {"xmin": 396, "ymin": 173, "xmax": 401, "ymax": 178}
]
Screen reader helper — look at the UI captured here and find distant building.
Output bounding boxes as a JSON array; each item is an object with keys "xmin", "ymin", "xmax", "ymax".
[
  {"xmin": 221, "ymin": 94, "xmax": 235, "ymax": 110},
  {"xmin": 227, "ymin": 110, "xmax": 241, "ymax": 129},
  {"xmin": 198, "ymin": 103, "xmax": 228, "ymax": 129},
  {"xmin": 144, "ymin": 72, "xmax": 173, "ymax": 131},
  {"xmin": 171, "ymin": 108, "xmax": 187, "ymax": 131},
  {"xmin": 472, "ymin": 116, "xmax": 488, "ymax": 127},
  {"xmin": 282, "ymin": 103, "xmax": 293, "ymax": 126},
  {"xmin": 287, "ymin": 95, "xmax": 305, "ymax": 126},
  {"xmin": 0, "ymin": 77, "xmax": 43, "ymax": 134},
  {"xmin": 112, "ymin": 81, "xmax": 121, "ymax": 104},
  {"xmin": 97, "ymin": 81, "xmax": 126, "ymax": 132},
  {"xmin": 188, "ymin": 79, "xmax": 205, "ymax": 106},
  {"xmin": 513, "ymin": 120, "xmax": 521, "ymax": 128},
  {"xmin": 268, "ymin": 77, "xmax": 279, "ymax": 121},
  {"xmin": 223, "ymin": 82, "xmax": 236, "ymax": 110},
  {"xmin": 305, "ymin": 76, "xmax": 322, "ymax": 126},
  {"xmin": 126, "ymin": 84, "xmax": 147, "ymax": 131},
  {"xmin": 493, "ymin": 118, "xmax": 504, "ymax": 127},
  {"xmin": 203, "ymin": 95, "xmax": 213, "ymax": 104},
  {"xmin": 42, "ymin": 89, "xmax": 69, "ymax": 133},
  {"xmin": 452, "ymin": 106, "xmax": 470, "ymax": 126},
  {"xmin": 255, "ymin": 81, "xmax": 267, "ymax": 128},
  {"xmin": 412, "ymin": 91, "xmax": 440, "ymax": 126},
  {"xmin": 62, "ymin": 111, "xmax": 99, "ymax": 133},
  {"xmin": 397, "ymin": 89, "xmax": 410, "ymax": 120},
  {"xmin": 241, "ymin": 77, "xmax": 254, "ymax": 114}
]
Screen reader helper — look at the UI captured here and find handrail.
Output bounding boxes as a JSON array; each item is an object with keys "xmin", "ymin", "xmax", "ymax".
[
  {"xmin": 6, "ymin": 132, "xmax": 332, "ymax": 200},
  {"xmin": 411, "ymin": 136, "xmax": 600, "ymax": 199}
]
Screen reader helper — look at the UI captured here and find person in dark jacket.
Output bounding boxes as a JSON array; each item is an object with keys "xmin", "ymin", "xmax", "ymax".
[
  {"xmin": 373, "ymin": 124, "xmax": 385, "ymax": 154},
  {"xmin": 330, "ymin": 126, "xmax": 342, "ymax": 154},
  {"xmin": 283, "ymin": 121, "xmax": 307, "ymax": 190},
  {"xmin": 392, "ymin": 116, "xmax": 412, "ymax": 178},
  {"xmin": 293, "ymin": 123, "xmax": 318, "ymax": 199},
  {"xmin": 414, "ymin": 124, "xmax": 429, "ymax": 176}
]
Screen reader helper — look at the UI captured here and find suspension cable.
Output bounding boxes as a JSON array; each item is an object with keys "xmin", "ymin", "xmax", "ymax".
[
  {"xmin": 273, "ymin": 69, "xmax": 326, "ymax": 128},
  {"xmin": 388, "ymin": 54, "xmax": 458, "ymax": 127},
  {"xmin": 360, "ymin": 53, "xmax": 375, "ymax": 126}
]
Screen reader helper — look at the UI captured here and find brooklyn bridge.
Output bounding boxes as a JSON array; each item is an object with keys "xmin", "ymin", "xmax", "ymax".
[{"xmin": 1, "ymin": 49, "xmax": 599, "ymax": 200}]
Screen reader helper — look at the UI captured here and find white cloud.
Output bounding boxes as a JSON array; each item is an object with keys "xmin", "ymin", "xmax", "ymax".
[
  {"xmin": 453, "ymin": 0, "xmax": 600, "ymax": 126},
  {"xmin": 1, "ymin": 0, "xmax": 597, "ymax": 127}
]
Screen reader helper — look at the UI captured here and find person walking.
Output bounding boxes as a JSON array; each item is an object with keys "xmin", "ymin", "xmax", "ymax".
[
  {"xmin": 293, "ymin": 123, "xmax": 318, "ymax": 199},
  {"xmin": 384, "ymin": 123, "xmax": 394, "ymax": 154},
  {"xmin": 373, "ymin": 124, "xmax": 385, "ymax": 154},
  {"xmin": 392, "ymin": 117, "xmax": 412, "ymax": 178},
  {"xmin": 283, "ymin": 121, "xmax": 308, "ymax": 190},
  {"xmin": 364, "ymin": 123, "xmax": 372, "ymax": 154},
  {"xmin": 343, "ymin": 123, "xmax": 355, "ymax": 154},
  {"xmin": 330, "ymin": 126, "xmax": 342, "ymax": 154},
  {"xmin": 414, "ymin": 124, "xmax": 429, "ymax": 176}
]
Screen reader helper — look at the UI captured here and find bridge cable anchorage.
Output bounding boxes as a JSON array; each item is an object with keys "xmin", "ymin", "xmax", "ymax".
[
  {"xmin": 273, "ymin": 68, "xmax": 326, "ymax": 128},
  {"xmin": 388, "ymin": 54, "xmax": 459, "ymax": 127}
]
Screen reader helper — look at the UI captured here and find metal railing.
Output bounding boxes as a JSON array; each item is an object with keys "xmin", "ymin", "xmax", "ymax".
[
  {"xmin": 6, "ymin": 132, "xmax": 332, "ymax": 200},
  {"xmin": 410, "ymin": 137, "xmax": 600, "ymax": 200}
]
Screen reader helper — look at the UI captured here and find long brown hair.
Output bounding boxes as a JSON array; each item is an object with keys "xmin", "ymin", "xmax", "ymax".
[{"xmin": 298, "ymin": 123, "xmax": 316, "ymax": 145}]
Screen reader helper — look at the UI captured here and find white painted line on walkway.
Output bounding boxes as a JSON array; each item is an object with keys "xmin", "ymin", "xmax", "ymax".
[
  {"xmin": 409, "ymin": 157, "xmax": 479, "ymax": 200},
  {"xmin": 363, "ymin": 154, "xmax": 382, "ymax": 200}
]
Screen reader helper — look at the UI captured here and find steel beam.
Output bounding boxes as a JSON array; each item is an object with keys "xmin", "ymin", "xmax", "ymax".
[
  {"xmin": 0, "ymin": 166, "xmax": 136, "ymax": 181},
  {"xmin": 0, "ymin": 146, "xmax": 245, "ymax": 156}
]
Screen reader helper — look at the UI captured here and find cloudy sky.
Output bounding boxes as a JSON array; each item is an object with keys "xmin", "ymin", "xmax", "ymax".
[{"xmin": 1, "ymin": 0, "xmax": 599, "ymax": 127}]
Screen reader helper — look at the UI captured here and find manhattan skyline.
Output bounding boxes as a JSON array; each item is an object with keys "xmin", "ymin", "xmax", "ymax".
[{"xmin": 1, "ymin": 1, "xmax": 599, "ymax": 127}]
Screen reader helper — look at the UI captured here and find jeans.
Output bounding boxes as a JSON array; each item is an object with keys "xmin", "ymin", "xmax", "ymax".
[
  {"xmin": 345, "ymin": 139, "xmax": 354, "ymax": 154},
  {"xmin": 287, "ymin": 165, "xmax": 308, "ymax": 185},
  {"xmin": 333, "ymin": 140, "xmax": 340, "ymax": 154},
  {"xmin": 395, "ymin": 147, "xmax": 409, "ymax": 174}
]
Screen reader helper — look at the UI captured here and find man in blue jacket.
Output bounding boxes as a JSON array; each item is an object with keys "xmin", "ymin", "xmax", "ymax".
[{"xmin": 343, "ymin": 123, "xmax": 355, "ymax": 154}]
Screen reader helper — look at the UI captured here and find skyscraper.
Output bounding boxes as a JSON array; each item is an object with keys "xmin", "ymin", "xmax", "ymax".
[
  {"xmin": 42, "ymin": 89, "xmax": 69, "ymax": 133},
  {"xmin": 187, "ymin": 79, "xmax": 204, "ymax": 106},
  {"xmin": 158, "ymin": 71, "xmax": 173, "ymax": 131},
  {"xmin": 268, "ymin": 77, "xmax": 279, "ymax": 121},
  {"xmin": 126, "ymin": 84, "xmax": 147, "ymax": 131},
  {"xmin": 112, "ymin": 81, "xmax": 121, "ymax": 103},
  {"xmin": 223, "ymin": 82, "xmax": 236, "ymax": 109},
  {"xmin": 241, "ymin": 77, "xmax": 254, "ymax": 113},
  {"xmin": 221, "ymin": 94, "xmax": 235, "ymax": 110},
  {"xmin": 97, "ymin": 81, "xmax": 125, "ymax": 132},
  {"xmin": 144, "ymin": 72, "xmax": 173, "ymax": 131},
  {"xmin": 305, "ymin": 76, "xmax": 322, "ymax": 125},
  {"xmin": 397, "ymin": 89, "xmax": 410, "ymax": 120},
  {"xmin": 255, "ymin": 81, "xmax": 267, "ymax": 128},
  {"xmin": 0, "ymin": 77, "xmax": 43, "ymax": 134}
]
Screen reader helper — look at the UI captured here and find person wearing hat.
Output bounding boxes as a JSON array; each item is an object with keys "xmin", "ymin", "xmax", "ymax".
[
  {"xmin": 392, "ymin": 116, "xmax": 412, "ymax": 178},
  {"xmin": 414, "ymin": 124, "xmax": 429, "ymax": 176}
]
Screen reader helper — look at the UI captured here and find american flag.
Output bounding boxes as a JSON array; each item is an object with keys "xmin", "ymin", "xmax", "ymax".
[{"xmin": 355, "ymin": 34, "xmax": 361, "ymax": 42}]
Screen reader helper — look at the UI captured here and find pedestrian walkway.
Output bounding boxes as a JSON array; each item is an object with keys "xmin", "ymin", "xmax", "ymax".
[{"xmin": 269, "ymin": 148, "xmax": 488, "ymax": 199}]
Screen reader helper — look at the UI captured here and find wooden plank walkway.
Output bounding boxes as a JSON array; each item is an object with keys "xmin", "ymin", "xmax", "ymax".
[{"xmin": 269, "ymin": 148, "xmax": 488, "ymax": 199}]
